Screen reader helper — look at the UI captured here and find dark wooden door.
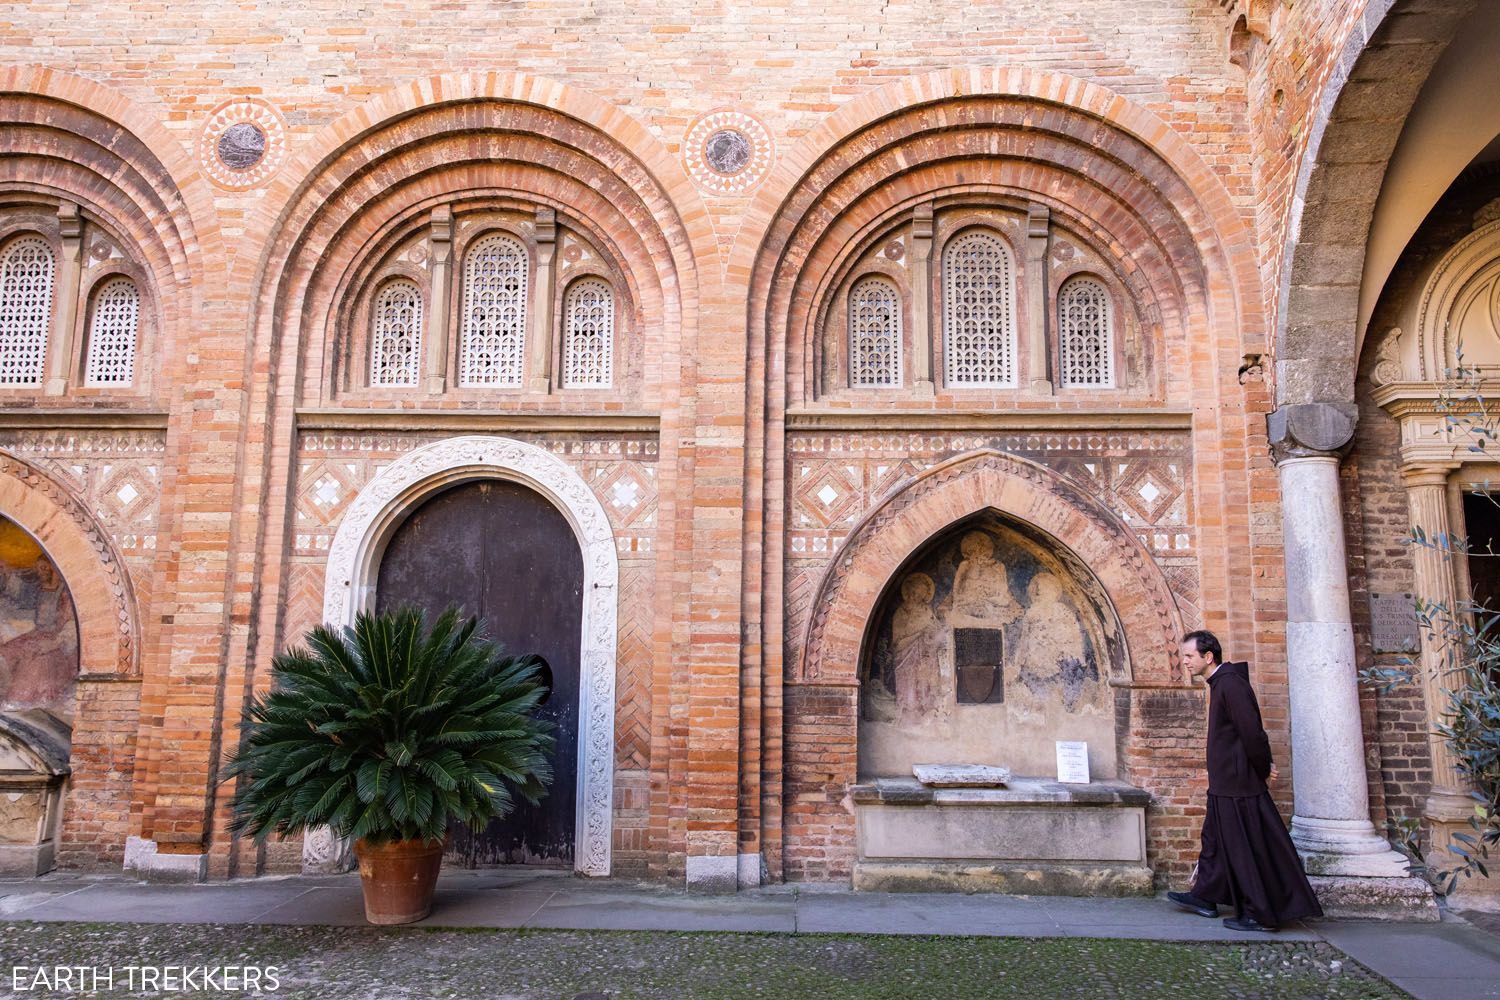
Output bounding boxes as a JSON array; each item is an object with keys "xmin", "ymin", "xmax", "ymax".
[{"xmin": 375, "ymin": 479, "xmax": 582, "ymax": 868}]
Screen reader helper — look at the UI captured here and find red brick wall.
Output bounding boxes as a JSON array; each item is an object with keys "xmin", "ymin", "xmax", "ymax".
[{"xmin": 0, "ymin": 1, "xmax": 1407, "ymax": 880}]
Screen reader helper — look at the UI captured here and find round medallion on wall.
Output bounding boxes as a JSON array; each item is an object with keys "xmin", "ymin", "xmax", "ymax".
[
  {"xmin": 683, "ymin": 110, "xmax": 773, "ymax": 196},
  {"xmin": 198, "ymin": 98, "xmax": 288, "ymax": 191}
]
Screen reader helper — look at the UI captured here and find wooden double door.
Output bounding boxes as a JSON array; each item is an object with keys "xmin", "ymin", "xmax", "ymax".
[{"xmin": 375, "ymin": 479, "xmax": 583, "ymax": 868}]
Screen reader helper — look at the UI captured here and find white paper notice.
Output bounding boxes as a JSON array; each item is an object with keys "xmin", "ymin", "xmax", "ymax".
[{"xmin": 1056, "ymin": 741, "xmax": 1090, "ymax": 784}]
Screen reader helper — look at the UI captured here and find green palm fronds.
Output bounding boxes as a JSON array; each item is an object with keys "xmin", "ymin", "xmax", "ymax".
[{"xmin": 224, "ymin": 606, "xmax": 554, "ymax": 846}]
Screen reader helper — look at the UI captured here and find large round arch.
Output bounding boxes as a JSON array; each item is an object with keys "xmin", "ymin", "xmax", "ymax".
[
  {"xmin": 320, "ymin": 435, "xmax": 619, "ymax": 877},
  {"xmin": 1276, "ymin": 0, "xmax": 1484, "ymax": 408}
]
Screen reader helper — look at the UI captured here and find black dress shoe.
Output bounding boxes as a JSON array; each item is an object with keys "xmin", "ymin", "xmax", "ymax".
[
  {"xmin": 1166, "ymin": 891, "xmax": 1217, "ymax": 918},
  {"xmin": 1223, "ymin": 915, "xmax": 1277, "ymax": 933}
]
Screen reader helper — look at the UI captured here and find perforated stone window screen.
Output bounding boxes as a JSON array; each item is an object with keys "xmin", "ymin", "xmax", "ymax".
[
  {"xmin": 369, "ymin": 279, "xmax": 423, "ymax": 387},
  {"xmin": 1058, "ymin": 276, "xmax": 1114, "ymax": 388},
  {"xmin": 563, "ymin": 278, "xmax": 614, "ymax": 389},
  {"xmin": 848, "ymin": 276, "xmax": 902, "ymax": 388},
  {"xmin": 943, "ymin": 230, "xmax": 1016, "ymax": 387},
  {"xmin": 84, "ymin": 277, "xmax": 139, "ymax": 386},
  {"xmin": 0, "ymin": 236, "xmax": 56, "ymax": 387},
  {"xmin": 459, "ymin": 233, "xmax": 528, "ymax": 387}
]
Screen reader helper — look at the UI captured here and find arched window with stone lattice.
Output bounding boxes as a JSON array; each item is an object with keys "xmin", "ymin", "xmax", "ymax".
[
  {"xmin": 847, "ymin": 276, "xmax": 902, "ymax": 388},
  {"xmin": 369, "ymin": 279, "xmax": 423, "ymax": 388},
  {"xmin": 459, "ymin": 233, "xmax": 528, "ymax": 387},
  {"xmin": 83, "ymin": 276, "xmax": 140, "ymax": 387},
  {"xmin": 942, "ymin": 229, "xmax": 1016, "ymax": 387},
  {"xmin": 562, "ymin": 278, "xmax": 614, "ymax": 389},
  {"xmin": 0, "ymin": 235, "xmax": 56, "ymax": 387},
  {"xmin": 1057, "ymin": 275, "xmax": 1114, "ymax": 389}
]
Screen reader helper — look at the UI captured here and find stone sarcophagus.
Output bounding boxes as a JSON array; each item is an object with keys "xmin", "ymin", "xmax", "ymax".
[{"xmin": 0, "ymin": 712, "xmax": 71, "ymax": 876}]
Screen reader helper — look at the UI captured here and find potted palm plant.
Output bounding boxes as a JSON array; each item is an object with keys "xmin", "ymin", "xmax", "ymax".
[{"xmin": 224, "ymin": 606, "xmax": 554, "ymax": 924}]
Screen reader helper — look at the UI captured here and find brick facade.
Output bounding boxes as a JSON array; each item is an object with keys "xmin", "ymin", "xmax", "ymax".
[{"xmin": 0, "ymin": 1, "xmax": 1446, "ymax": 885}]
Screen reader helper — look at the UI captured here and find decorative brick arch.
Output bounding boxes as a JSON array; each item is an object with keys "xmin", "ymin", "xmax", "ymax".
[
  {"xmin": 0, "ymin": 453, "xmax": 138, "ymax": 677},
  {"xmin": 798, "ymin": 450, "xmax": 1183, "ymax": 689},
  {"xmin": 0, "ymin": 66, "xmax": 222, "ymax": 392},
  {"xmin": 737, "ymin": 66, "xmax": 1262, "ymax": 341},
  {"xmin": 1277, "ymin": 0, "xmax": 1477, "ymax": 407},
  {"xmin": 205, "ymin": 71, "xmax": 720, "ymax": 881}
]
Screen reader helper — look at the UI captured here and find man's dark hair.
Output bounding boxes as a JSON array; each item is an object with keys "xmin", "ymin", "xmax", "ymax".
[{"xmin": 1182, "ymin": 629, "xmax": 1222, "ymax": 665}]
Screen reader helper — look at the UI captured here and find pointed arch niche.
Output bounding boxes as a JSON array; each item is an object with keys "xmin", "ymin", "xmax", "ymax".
[{"xmin": 317, "ymin": 435, "xmax": 619, "ymax": 876}]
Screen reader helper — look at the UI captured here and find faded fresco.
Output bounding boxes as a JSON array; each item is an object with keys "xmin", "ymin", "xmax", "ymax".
[
  {"xmin": 860, "ymin": 517, "xmax": 1116, "ymax": 778},
  {"xmin": 0, "ymin": 517, "xmax": 78, "ymax": 725}
]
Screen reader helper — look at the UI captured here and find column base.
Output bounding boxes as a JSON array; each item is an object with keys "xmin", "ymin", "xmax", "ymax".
[
  {"xmin": 122, "ymin": 836, "xmax": 207, "ymax": 883},
  {"xmin": 1307, "ymin": 874, "xmax": 1438, "ymax": 921},
  {"xmin": 1291, "ymin": 816, "xmax": 1410, "ymax": 877},
  {"xmin": 1425, "ymin": 813, "xmax": 1500, "ymax": 904},
  {"xmin": 685, "ymin": 855, "xmax": 739, "ymax": 893},
  {"xmin": 737, "ymin": 852, "xmax": 765, "ymax": 888}
]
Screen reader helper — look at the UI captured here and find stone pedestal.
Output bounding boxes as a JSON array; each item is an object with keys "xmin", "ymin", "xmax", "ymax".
[{"xmin": 851, "ymin": 776, "xmax": 1153, "ymax": 895}]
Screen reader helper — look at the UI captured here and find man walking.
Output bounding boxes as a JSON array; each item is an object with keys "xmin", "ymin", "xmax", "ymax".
[{"xmin": 1167, "ymin": 630, "xmax": 1323, "ymax": 931}]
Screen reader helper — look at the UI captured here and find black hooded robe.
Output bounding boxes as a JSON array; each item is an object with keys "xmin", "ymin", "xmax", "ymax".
[{"xmin": 1189, "ymin": 660, "xmax": 1323, "ymax": 926}]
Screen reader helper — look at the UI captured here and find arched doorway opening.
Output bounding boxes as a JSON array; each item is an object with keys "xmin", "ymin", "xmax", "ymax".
[
  {"xmin": 375, "ymin": 479, "xmax": 584, "ymax": 868},
  {"xmin": 317, "ymin": 435, "xmax": 619, "ymax": 877},
  {"xmin": 0, "ymin": 514, "xmax": 79, "ymax": 875}
]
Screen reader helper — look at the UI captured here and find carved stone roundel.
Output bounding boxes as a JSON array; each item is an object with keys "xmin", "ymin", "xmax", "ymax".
[
  {"xmin": 198, "ymin": 97, "xmax": 288, "ymax": 191},
  {"xmin": 683, "ymin": 110, "xmax": 773, "ymax": 196}
]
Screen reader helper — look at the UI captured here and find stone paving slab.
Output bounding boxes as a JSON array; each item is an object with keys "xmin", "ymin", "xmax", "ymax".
[
  {"xmin": 5, "ymin": 882, "xmax": 323, "ymax": 925},
  {"xmin": 1317, "ymin": 919, "xmax": 1500, "ymax": 1000},
  {"xmin": 532, "ymin": 890, "xmax": 796, "ymax": 933}
]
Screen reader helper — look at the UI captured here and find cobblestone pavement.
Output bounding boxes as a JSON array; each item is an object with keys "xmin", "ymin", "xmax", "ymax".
[{"xmin": 0, "ymin": 922, "xmax": 1406, "ymax": 999}]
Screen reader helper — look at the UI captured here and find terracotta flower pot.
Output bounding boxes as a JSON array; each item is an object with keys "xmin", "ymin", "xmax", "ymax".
[{"xmin": 353, "ymin": 837, "xmax": 444, "ymax": 925}]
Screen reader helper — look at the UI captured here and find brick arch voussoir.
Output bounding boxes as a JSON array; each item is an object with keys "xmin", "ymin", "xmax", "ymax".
[
  {"xmin": 0, "ymin": 453, "xmax": 139, "ymax": 678},
  {"xmin": 0, "ymin": 66, "xmax": 222, "ymax": 282},
  {"xmin": 1275, "ymin": 0, "xmax": 1475, "ymax": 407},
  {"xmin": 738, "ymin": 67, "xmax": 1261, "ymax": 346},
  {"xmin": 799, "ymin": 450, "xmax": 1183, "ymax": 689},
  {"xmin": 779, "ymin": 159, "xmax": 1193, "ymax": 366},
  {"xmin": 292, "ymin": 137, "xmax": 672, "ymax": 301},
  {"xmin": 239, "ymin": 72, "xmax": 713, "ymax": 315}
]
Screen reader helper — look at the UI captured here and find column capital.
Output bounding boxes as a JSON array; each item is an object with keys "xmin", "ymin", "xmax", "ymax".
[
  {"xmin": 1399, "ymin": 462, "xmax": 1459, "ymax": 488},
  {"xmin": 1268, "ymin": 402, "xmax": 1358, "ymax": 464}
]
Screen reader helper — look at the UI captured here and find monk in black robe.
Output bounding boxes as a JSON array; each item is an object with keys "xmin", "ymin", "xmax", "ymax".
[{"xmin": 1167, "ymin": 629, "xmax": 1323, "ymax": 932}]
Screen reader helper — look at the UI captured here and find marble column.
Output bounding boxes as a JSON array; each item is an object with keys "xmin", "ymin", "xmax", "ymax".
[
  {"xmin": 1400, "ymin": 465, "xmax": 1479, "ymax": 824},
  {"xmin": 1272, "ymin": 403, "xmax": 1409, "ymax": 877}
]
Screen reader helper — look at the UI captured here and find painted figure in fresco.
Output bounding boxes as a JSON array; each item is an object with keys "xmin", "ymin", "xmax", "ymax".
[
  {"xmin": 1018, "ymin": 574, "xmax": 1099, "ymax": 712},
  {"xmin": 890, "ymin": 571, "xmax": 949, "ymax": 718},
  {"xmin": 1167, "ymin": 629, "xmax": 1322, "ymax": 933},
  {"xmin": 948, "ymin": 530, "xmax": 1020, "ymax": 628}
]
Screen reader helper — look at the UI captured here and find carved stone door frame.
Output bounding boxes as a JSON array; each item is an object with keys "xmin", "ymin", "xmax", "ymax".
[{"xmin": 313, "ymin": 435, "xmax": 618, "ymax": 876}]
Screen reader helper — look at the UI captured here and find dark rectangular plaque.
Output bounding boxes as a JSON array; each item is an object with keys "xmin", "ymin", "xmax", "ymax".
[
  {"xmin": 1370, "ymin": 592, "xmax": 1420, "ymax": 654},
  {"xmin": 954, "ymin": 627, "xmax": 1004, "ymax": 704}
]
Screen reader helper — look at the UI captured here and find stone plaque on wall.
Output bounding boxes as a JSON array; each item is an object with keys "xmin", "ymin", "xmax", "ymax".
[
  {"xmin": 1370, "ymin": 592, "xmax": 1420, "ymax": 654},
  {"xmin": 954, "ymin": 627, "xmax": 1004, "ymax": 704}
]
